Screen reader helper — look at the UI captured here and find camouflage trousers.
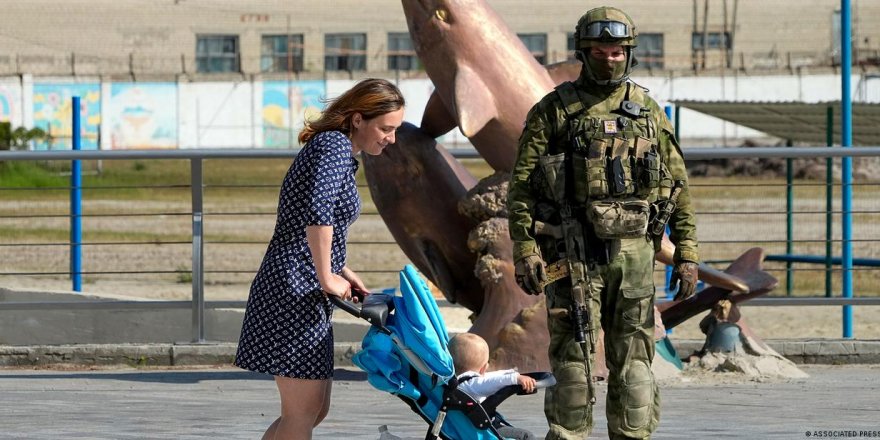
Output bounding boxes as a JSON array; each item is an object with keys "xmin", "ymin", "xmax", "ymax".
[{"xmin": 543, "ymin": 237, "xmax": 660, "ymax": 440}]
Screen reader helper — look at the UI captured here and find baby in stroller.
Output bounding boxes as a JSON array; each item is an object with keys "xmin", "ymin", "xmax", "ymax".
[
  {"xmin": 332, "ymin": 265, "xmax": 554, "ymax": 440},
  {"xmin": 448, "ymin": 333, "xmax": 539, "ymax": 440}
]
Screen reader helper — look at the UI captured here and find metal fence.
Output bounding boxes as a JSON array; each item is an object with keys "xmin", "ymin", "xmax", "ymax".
[
  {"xmin": 2, "ymin": 147, "xmax": 880, "ymax": 343},
  {"xmin": 2, "ymin": 51, "xmax": 879, "ymax": 78}
]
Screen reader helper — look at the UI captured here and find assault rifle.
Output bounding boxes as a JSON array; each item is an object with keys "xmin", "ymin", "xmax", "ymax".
[{"xmin": 535, "ymin": 209, "xmax": 597, "ymax": 404}]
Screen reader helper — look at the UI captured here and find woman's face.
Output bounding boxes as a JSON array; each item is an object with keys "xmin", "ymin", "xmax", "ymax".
[{"xmin": 350, "ymin": 108, "xmax": 405, "ymax": 156}]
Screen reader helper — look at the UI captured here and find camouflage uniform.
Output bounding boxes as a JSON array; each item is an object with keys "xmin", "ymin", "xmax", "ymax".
[{"xmin": 508, "ymin": 68, "xmax": 699, "ymax": 440}]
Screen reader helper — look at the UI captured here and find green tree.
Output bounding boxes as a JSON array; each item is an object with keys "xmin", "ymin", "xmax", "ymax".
[{"xmin": 0, "ymin": 121, "xmax": 52, "ymax": 151}]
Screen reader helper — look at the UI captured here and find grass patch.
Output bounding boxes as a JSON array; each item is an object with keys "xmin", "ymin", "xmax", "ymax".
[
  {"xmin": 0, "ymin": 225, "xmax": 192, "ymax": 244},
  {"xmin": 175, "ymin": 265, "xmax": 193, "ymax": 284},
  {"xmin": 0, "ymin": 161, "xmax": 70, "ymax": 189}
]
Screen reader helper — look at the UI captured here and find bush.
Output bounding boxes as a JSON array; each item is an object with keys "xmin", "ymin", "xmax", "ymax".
[{"xmin": 0, "ymin": 122, "xmax": 52, "ymax": 151}]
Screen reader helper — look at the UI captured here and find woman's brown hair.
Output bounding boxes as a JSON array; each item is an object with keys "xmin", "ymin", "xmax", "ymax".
[{"xmin": 298, "ymin": 78, "xmax": 405, "ymax": 144}]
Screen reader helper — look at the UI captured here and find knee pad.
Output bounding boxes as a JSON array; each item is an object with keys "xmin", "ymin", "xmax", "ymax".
[
  {"xmin": 546, "ymin": 362, "xmax": 593, "ymax": 433},
  {"xmin": 617, "ymin": 359, "xmax": 657, "ymax": 434}
]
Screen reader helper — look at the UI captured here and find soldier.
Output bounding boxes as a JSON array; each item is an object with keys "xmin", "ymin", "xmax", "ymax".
[{"xmin": 508, "ymin": 6, "xmax": 699, "ymax": 440}]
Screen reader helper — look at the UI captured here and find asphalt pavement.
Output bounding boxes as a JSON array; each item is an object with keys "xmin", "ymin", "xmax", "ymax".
[{"xmin": 0, "ymin": 364, "xmax": 878, "ymax": 439}]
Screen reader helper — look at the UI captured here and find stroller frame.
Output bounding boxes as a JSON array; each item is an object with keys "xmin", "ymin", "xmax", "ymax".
[{"xmin": 331, "ymin": 265, "xmax": 551, "ymax": 440}]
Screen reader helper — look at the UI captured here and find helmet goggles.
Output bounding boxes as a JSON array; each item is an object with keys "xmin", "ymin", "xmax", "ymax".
[{"xmin": 581, "ymin": 20, "xmax": 631, "ymax": 40}]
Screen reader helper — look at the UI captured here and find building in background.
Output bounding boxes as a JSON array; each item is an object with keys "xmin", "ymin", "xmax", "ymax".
[
  {"xmin": 1, "ymin": 0, "xmax": 879, "ymax": 79},
  {"xmin": 1, "ymin": 0, "xmax": 879, "ymax": 150}
]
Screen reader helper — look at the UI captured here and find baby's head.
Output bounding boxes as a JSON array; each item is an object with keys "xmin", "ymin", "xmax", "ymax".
[{"xmin": 448, "ymin": 332, "xmax": 490, "ymax": 375}]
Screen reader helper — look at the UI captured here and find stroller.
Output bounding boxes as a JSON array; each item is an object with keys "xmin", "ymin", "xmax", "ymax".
[{"xmin": 330, "ymin": 265, "xmax": 555, "ymax": 440}]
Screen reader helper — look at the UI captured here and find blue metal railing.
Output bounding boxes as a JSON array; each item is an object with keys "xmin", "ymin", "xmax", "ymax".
[{"xmin": 70, "ymin": 96, "xmax": 82, "ymax": 292}]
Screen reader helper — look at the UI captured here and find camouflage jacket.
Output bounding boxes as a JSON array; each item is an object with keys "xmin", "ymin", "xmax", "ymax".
[{"xmin": 508, "ymin": 76, "xmax": 699, "ymax": 265}]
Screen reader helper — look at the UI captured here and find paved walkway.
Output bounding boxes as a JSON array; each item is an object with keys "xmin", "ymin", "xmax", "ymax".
[{"xmin": 0, "ymin": 364, "xmax": 878, "ymax": 439}]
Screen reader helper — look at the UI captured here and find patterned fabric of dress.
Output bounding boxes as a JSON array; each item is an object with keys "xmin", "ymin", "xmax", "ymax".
[{"xmin": 235, "ymin": 130, "xmax": 361, "ymax": 379}]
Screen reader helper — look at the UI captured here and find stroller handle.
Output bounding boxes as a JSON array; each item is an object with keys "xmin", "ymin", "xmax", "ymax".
[
  {"xmin": 328, "ymin": 293, "xmax": 362, "ymax": 317},
  {"xmin": 327, "ymin": 287, "xmax": 367, "ymax": 317},
  {"xmin": 523, "ymin": 371, "xmax": 557, "ymax": 391},
  {"xmin": 328, "ymin": 289, "xmax": 393, "ymax": 330}
]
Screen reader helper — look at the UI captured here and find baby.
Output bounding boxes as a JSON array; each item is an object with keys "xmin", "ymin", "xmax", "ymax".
[
  {"xmin": 448, "ymin": 333, "xmax": 538, "ymax": 440},
  {"xmin": 447, "ymin": 332, "xmax": 537, "ymax": 401}
]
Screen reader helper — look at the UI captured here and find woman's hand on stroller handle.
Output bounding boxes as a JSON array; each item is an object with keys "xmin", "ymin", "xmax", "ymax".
[
  {"xmin": 326, "ymin": 285, "xmax": 381, "ymax": 321},
  {"xmin": 321, "ymin": 273, "xmax": 352, "ymax": 300},
  {"xmin": 351, "ymin": 286, "xmax": 370, "ymax": 303}
]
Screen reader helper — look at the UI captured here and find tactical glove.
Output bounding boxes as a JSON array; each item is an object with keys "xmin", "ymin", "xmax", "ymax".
[
  {"xmin": 671, "ymin": 261, "xmax": 699, "ymax": 301},
  {"xmin": 514, "ymin": 254, "xmax": 547, "ymax": 295}
]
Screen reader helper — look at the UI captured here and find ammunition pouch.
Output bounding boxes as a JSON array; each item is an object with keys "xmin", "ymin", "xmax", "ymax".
[
  {"xmin": 635, "ymin": 149, "xmax": 660, "ymax": 198},
  {"xmin": 538, "ymin": 139, "xmax": 661, "ymax": 206},
  {"xmin": 587, "ymin": 198, "xmax": 650, "ymax": 240}
]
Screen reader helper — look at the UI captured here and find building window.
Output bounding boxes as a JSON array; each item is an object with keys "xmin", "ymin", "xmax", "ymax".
[
  {"xmin": 261, "ymin": 34, "xmax": 304, "ymax": 73},
  {"xmin": 634, "ymin": 33, "xmax": 664, "ymax": 69},
  {"xmin": 692, "ymin": 32, "xmax": 731, "ymax": 50},
  {"xmin": 518, "ymin": 33, "xmax": 547, "ymax": 65},
  {"xmin": 196, "ymin": 35, "xmax": 239, "ymax": 73},
  {"xmin": 567, "ymin": 32, "xmax": 576, "ymax": 59},
  {"xmin": 387, "ymin": 33, "xmax": 419, "ymax": 71},
  {"xmin": 325, "ymin": 33, "xmax": 366, "ymax": 71}
]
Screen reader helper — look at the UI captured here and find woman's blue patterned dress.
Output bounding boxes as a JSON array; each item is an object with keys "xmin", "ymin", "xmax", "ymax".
[{"xmin": 234, "ymin": 131, "xmax": 361, "ymax": 379}]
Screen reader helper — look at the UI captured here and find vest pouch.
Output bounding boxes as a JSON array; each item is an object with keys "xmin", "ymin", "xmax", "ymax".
[
  {"xmin": 636, "ymin": 150, "xmax": 660, "ymax": 197},
  {"xmin": 570, "ymin": 152, "xmax": 591, "ymax": 204},
  {"xmin": 538, "ymin": 153, "xmax": 567, "ymax": 203},
  {"xmin": 586, "ymin": 156, "xmax": 608, "ymax": 200},
  {"xmin": 616, "ymin": 156, "xmax": 636, "ymax": 196},
  {"xmin": 588, "ymin": 198, "xmax": 650, "ymax": 240}
]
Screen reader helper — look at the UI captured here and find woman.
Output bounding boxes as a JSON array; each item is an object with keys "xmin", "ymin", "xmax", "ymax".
[{"xmin": 235, "ymin": 78, "xmax": 405, "ymax": 439}]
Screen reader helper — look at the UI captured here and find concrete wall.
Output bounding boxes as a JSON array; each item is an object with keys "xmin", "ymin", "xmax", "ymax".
[{"xmin": 0, "ymin": 287, "xmax": 369, "ymax": 345}]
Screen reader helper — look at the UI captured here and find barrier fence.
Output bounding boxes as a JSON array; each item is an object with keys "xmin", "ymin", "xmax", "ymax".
[
  {"xmin": 1, "ymin": 147, "xmax": 880, "ymax": 342},
  {"xmin": 2, "ymin": 50, "xmax": 876, "ymax": 78}
]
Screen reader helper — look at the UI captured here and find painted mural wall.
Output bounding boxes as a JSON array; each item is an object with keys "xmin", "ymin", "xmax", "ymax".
[
  {"xmin": 106, "ymin": 83, "xmax": 177, "ymax": 149},
  {"xmin": 32, "ymin": 82, "xmax": 101, "ymax": 150},
  {"xmin": 0, "ymin": 79, "xmax": 23, "ymax": 128},
  {"xmin": 0, "ymin": 74, "xmax": 878, "ymax": 150},
  {"xmin": 262, "ymin": 80, "xmax": 325, "ymax": 148}
]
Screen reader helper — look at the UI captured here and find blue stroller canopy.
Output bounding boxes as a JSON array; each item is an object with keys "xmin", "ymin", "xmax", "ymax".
[{"xmin": 353, "ymin": 265, "xmax": 453, "ymax": 394}]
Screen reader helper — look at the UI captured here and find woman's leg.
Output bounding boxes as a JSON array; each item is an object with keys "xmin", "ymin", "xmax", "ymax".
[
  {"xmin": 314, "ymin": 379, "xmax": 333, "ymax": 426},
  {"xmin": 263, "ymin": 376, "xmax": 333, "ymax": 440}
]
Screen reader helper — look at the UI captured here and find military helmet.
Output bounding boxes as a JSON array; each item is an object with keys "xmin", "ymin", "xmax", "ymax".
[{"xmin": 574, "ymin": 6, "xmax": 638, "ymax": 49}]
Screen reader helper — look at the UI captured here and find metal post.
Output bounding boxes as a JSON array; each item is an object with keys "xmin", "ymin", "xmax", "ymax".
[
  {"xmin": 841, "ymin": 0, "xmax": 854, "ymax": 338},
  {"xmin": 191, "ymin": 158, "xmax": 206, "ymax": 343},
  {"xmin": 663, "ymin": 104, "xmax": 677, "ymax": 336},
  {"xmin": 664, "ymin": 105, "xmax": 675, "ymax": 302},
  {"xmin": 71, "ymin": 96, "xmax": 82, "ymax": 292},
  {"xmin": 785, "ymin": 139, "xmax": 793, "ymax": 296},
  {"xmin": 674, "ymin": 105, "xmax": 681, "ymax": 136},
  {"xmin": 825, "ymin": 106, "xmax": 834, "ymax": 298}
]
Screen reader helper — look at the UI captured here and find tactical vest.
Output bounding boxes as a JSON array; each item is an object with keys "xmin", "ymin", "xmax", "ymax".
[{"xmin": 536, "ymin": 81, "xmax": 666, "ymax": 240}]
